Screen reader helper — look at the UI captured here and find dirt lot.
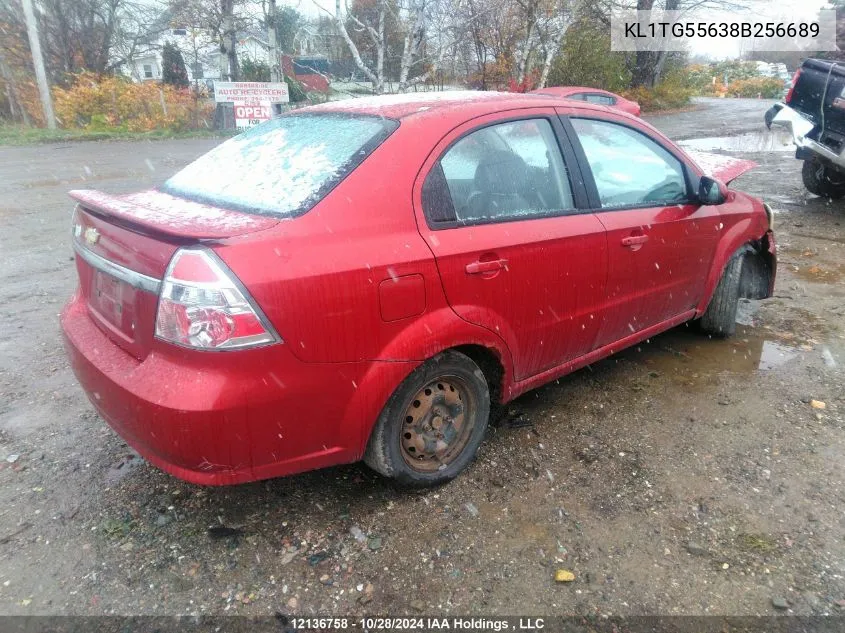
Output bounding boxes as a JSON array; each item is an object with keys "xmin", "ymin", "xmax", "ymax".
[{"xmin": 0, "ymin": 98, "xmax": 843, "ymax": 618}]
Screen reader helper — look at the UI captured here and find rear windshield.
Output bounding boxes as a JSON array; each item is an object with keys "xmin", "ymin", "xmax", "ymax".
[{"xmin": 162, "ymin": 113, "xmax": 397, "ymax": 218}]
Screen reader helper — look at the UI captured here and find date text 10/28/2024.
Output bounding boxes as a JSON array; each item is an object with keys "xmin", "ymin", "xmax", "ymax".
[{"xmin": 289, "ymin": 618, "xmax": 546, "ymax": 630}]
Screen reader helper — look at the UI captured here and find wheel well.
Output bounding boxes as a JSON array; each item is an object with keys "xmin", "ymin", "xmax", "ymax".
[
  {"xmin": 452, "ymin": 344, "xmax": 505, "ymax": 406},
  {"xmin": 738, "ymin": 238, "xmax": 774, "ymax": 300}
]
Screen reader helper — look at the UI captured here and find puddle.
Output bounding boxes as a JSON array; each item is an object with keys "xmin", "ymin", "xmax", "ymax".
[
  {"xmin": 678, "ymin": 130, "xmax": 794, "ymax": 153},
  {"xmin": 619, "ymin": 325, "xmax": 807, "ymax": 381},
  {"xmin": 756, "ymin": 340, "xmax": 800, "ymax": 370}
]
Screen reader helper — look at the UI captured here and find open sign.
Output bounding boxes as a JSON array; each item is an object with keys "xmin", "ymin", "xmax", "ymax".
[{"xmin": 235, "ymin": 105, "xmax": 271, "ymax": 120}]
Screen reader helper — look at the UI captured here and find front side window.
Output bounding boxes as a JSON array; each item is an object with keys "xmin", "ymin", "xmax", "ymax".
[
  {"xmin": 431, "ymin": 118, "xmax": 574, "ymax": 224},
  {"xmin": 571, "ymin": 118, "xmax": 688, "ymax": 208},
  {"xmin": 163, "ymin": 113, "xmax": 397, "ymax": 217},
  {"xmin": 143, "ymin": 64, "xmax": 153, "ymax": 79}
]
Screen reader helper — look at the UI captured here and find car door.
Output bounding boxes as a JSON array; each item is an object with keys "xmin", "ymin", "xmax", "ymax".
[
  {"xmin": 561, "ymin": 112, "xmax": 722, "ymax": 349},
  {"xmin": 413, "ymin": 110, "xmax": 608, "ymax": 381}
]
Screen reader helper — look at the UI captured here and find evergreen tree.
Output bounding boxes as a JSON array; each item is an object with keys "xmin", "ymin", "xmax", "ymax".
[{"xmin": 161, "ymin": 42, "xmax": 189, "ymax": 87}]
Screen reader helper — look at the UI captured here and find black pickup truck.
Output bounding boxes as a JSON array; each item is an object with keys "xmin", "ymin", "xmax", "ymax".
[{"xmin": 767, "ymin": 58, "xmax": 845, "ymax": 198}]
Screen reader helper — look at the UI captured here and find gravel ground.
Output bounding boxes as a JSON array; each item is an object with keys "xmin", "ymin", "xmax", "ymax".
[{"xmin": 0, "ymin": 99, "xmax": 843, "ymax": 618}]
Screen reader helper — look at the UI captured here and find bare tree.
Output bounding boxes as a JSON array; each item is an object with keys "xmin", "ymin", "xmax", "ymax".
[
  {"xmin": 535, "ymin": 0, "xmax": 579, "ymax": 88},
  {"xmin": 601, "ymin": 0, "xmax": 751, "ymax": 87},
  {"xmin": 220, "ymin": 0, "xmax": 239, "ymax": 80},
  {"xmin": 39, "ymin": 0, "xmax": 125, "ymax": 75},
  {"xmin": 320, "ymin": 0, "xmax": 386, "ymax": 93},
  {"xmin": 109, "ymin": 0, "xmax": 170, "ymax": 75},
  {"xmin": 171, "ymin": 0, "xmax": 249, "ymax": 81},
  {"xmin": 397, "ymin": 0, "xmax": 465, "ymax": 91}
]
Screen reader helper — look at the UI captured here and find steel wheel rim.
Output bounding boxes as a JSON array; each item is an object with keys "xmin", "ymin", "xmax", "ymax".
[{"xmin": 400, "ymin": 376, "xmax": 473, "ymax": 473}]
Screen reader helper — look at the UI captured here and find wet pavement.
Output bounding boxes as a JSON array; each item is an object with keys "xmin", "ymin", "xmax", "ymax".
[
  {"xmin": 0, "ymin": 99, "xmax": 843, "ymax": 617},
  {"xmin": 678, "ymin": 130, "xmax": 794, "ymax": 153},
  {"xmin": 646, "ymin": 96, "xmax": 780, "ymax": 140}
]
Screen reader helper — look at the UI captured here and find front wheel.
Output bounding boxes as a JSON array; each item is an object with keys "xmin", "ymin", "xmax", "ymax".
[
  {"xmin": 699, "ymin": 253, "xmax": 744, "ymax": 337},
  {"xmin": 802, "ymin": 158, "xmax": 845, "ymax": 199},
  {"xmin": 364, "ymin": 351, "xmax": 490, "ymax": 487}
]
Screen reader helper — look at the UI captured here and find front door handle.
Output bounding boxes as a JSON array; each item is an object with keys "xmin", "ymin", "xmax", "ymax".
[
  {"xmin": 465, "ymin": 258, "xmax": 508, "ymax": 274},
  {"xmin": 621, "ymin": 234, "xmax": 649, "ymax": 247}
]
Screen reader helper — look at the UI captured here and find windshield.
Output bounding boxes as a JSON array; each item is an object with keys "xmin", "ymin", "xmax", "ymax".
[{"xmin": 162, "ymin": 113, "xmax": 397, "ymax": 218}]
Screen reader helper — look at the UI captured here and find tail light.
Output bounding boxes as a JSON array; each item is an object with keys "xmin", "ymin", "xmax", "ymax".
[
  {"xmin": 155, "ymin": 248, "xmax": 280, "ymax": 350},
  {"xmin": 785, "ymin": 68, "xmax": 801, "ymax": 104}
]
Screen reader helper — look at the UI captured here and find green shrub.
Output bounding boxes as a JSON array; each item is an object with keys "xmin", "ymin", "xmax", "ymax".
[
  {"xmin": 285, "ymin": 75, "xmax": 308, "ymax": 103},
  {"xmin": 547, "ymin": 19, "xmax": 631, "ymax": 93},
  {"xmin": 727, "ymin": 77, "xmax": 785, "ymax": 98},
  {"xmin": 162, "ymin": 42, "xmax": 189, "ymax": 88},
  {"xmin": 622, "ymin": 74, "xmax": 693, "ymax": 112}
]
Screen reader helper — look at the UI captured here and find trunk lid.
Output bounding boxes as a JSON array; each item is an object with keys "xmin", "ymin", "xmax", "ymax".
[
  {"xmin": 70, "ymin": 189, "xmax": 278, "ymax": 360},
  {"xmin": 69, "ymin": 189, "xmax": 279, "ymax": 239}
]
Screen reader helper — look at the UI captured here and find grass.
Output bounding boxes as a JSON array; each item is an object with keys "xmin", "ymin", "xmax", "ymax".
[{"xmin": 0, "ymin": 124, "xmax": 237, "ymax": 147}]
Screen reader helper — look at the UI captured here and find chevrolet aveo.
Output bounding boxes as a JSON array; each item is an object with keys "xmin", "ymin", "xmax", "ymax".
[{"xmin": 61, "ymin": 92, "xmax": 777, "ymax": 487}]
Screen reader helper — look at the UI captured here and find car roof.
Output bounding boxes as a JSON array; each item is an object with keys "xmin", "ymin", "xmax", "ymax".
[{"xmin": 305, "ymin": 90, "xmax": 621, "ymax": 121}]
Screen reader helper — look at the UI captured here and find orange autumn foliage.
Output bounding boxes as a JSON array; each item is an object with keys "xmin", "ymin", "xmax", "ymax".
[{"xmin": 53, "ymin": 72, "xmax": 213, "ymax": 131}]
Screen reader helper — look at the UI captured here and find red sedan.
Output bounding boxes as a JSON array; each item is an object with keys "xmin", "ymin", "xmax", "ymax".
[
  {"xmin": 532, "ymin": 86, "xmax": 642, "ymax": 117},
  {"xmin": 61, "ymin": 91, "xmax": 775, "ymax": 487}
]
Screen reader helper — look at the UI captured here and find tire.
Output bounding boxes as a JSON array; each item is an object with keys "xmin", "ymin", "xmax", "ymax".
[
  {"xmin": 699, "ymin": 252, "xmax": 744, "ymax": 337},
  {"xmin": 364, "ymin": 350, "xmax": 490, "ymax": 487},
  {"xmin": 801, "ymin": 158, "xmax": 845, "ymax": 199}
]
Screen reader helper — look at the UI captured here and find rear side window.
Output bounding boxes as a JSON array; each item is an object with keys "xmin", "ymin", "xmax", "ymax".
[
  {"xmin": 163, "ymin": 113, "xmax": 397, "ymax": 217},
  {"xmin": 425, "ymin": 118, "xmax": 575, "ymax": 225},
  {"xmin": 579, "ymin": 93, "xmax": 616, "ymax": 106},
  {"xmin": 571, "ymin": 118, "xmax": 688, "ymax": 209}
]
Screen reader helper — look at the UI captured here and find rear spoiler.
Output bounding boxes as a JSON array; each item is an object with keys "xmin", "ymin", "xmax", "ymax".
[
  {"xmin": 68, "ymin": 189, "xmax": 278, "ymax": 240},
  {"xmin": 684, "ymin": 151, "xmax": 757, "ymax": 185}
]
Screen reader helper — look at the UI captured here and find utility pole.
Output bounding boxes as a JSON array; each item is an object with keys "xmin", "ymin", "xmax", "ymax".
[
  {"xmin": 268, "ymin": 0, "xmax": 281, "ymax": 82},
  {"xmin": 20, "ymin": 0, "xmax": 56, "ymax": 129}
]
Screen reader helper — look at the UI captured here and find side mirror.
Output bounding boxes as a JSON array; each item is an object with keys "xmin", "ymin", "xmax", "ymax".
[{"xmin": 698, "ymin": 176, "xmax": 728, "ymax": 205}]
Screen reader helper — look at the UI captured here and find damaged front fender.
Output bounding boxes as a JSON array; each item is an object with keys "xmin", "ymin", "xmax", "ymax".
[{"xmin": 738, "ymin": 231, "xmax": 777, "ymax": 300}]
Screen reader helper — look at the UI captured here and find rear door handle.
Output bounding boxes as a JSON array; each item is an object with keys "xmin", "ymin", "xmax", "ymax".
[
  {"xmin": 621, "ymin": 235, "xmax": 649, "ymax": 247},
  {"xmin": 465, "ymin": 259, "xmax": 508, "ymax": 274}
]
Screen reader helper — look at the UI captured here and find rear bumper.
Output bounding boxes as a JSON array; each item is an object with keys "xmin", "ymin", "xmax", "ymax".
[
  {"xmin": 60, "ymin": 293, "xmax": 410, "ymax": 485},
  {"xmin": 770, "ymin": 104, "xmax": 845, "ymax": 169}
]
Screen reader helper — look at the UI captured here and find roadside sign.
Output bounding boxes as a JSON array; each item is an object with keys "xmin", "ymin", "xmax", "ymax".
[
  {"xmin": 213, "ymin": 81, "xmax": 289, "ymax": 129},
  {"xmin": 213, "ymin": 81, "xmax": 289, "ymax": 103},
  {"xmin": 233, "ymin": 103, "xmax": 272, "ymax": 128}
]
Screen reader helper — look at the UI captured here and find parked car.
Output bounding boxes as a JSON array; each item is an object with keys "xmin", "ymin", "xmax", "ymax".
[
  {"xmin": 61, "ymin": 91, "xmax": 776, "ymax": 487},
  {"xmin": 767, "ymin": 58, "xmax": 845, "ymax": 198},
  {"xmin": 532, "ymin": 86, "xmax": 641, "ymax": 117}
]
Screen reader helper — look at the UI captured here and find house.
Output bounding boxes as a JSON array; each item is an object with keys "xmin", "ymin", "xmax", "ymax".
[
  {"xmin": 122, "ymin": 14, "xmax": 332, "ymax": 95},
  {"xmin": 126, "ymin": 27, "xmax": 222, "ymax": 89},
  {"xmin": 127, "ymin": 31, "xmax": 279, "ymax": 86}
]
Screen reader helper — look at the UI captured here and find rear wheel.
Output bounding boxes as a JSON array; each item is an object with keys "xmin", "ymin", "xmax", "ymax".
[
  {"xmin": 801, "ymin": 158, "xmax": 845, "ymax": 199},
  {"xmin": 364, "ymin": 351, "xmax": 490, "ymax": 487},
  {"xmin": 699, "ymin": 252, "xmax": 743, "ymax": 337}
]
